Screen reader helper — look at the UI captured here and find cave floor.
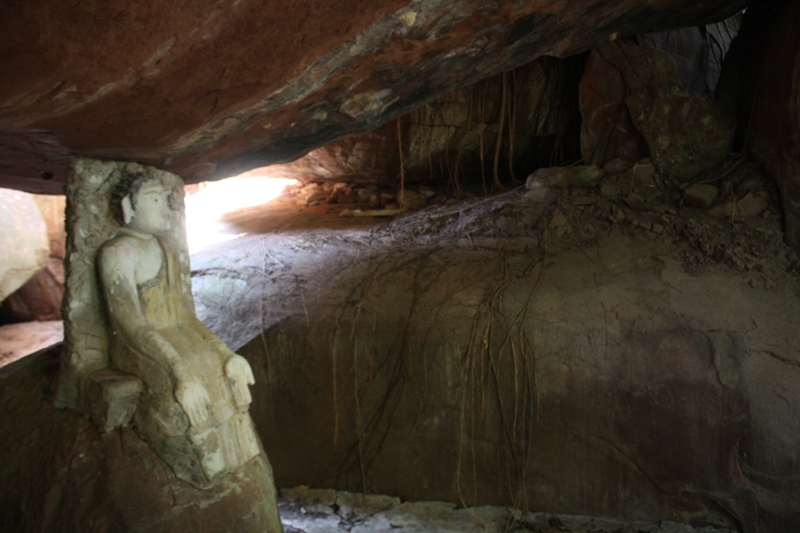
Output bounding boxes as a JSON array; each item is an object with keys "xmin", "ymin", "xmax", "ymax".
[
  {"xmin": 278, "ymin": 488, "xmax": 734, "ymax": 533},
  {"xmin": 215, "ymin": 192, "xmax": 392, "ymax": 234}
]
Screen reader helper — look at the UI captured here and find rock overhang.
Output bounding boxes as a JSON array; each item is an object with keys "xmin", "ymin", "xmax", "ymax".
[{"xmin": 0, "ymin": 0, "xmax": 751, "ymax": 194}]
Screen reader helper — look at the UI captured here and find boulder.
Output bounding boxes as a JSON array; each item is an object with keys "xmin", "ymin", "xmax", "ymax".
[
  {"xmin": 580, "ymin": 42, "xmax": 737, "ymax": 181},
  {"xmin": 398, "ymin": 189, "xmax": 426, "ymax": 211},
  {"xmin": 525, "ymin": 165, "xmax": 604, "ymax": 190},
  {"xmin": 710, "ymin": 190, "xmax": 770, "ymax": 220},
  {"xmin": 604, "ymin": 159, "xmax": 634, "ymax": 174},
  {"xmin": 0, "ymin": 258, "xmax": 64, "ymax": 322},
  {"xmin": 683, "ymin": 184, "xmax": 719, "ymax": 209},
  {"xmin": 0, "ymin": 189, "xmax": 49, "ymax": 302},
  {"xmin": 1, "ymin": 195, "xmax": 65, "ymax": 322},
  {"xmin": 627, "ymin": 84, "xmax": 737, "ymax": 181},
  {"xmin": 579, "ymin": 47, "xmax": 650, "ymax": 167},
  {"xmin": 190, "ymin": 227, "xmax": 800, "ymax": 532}
]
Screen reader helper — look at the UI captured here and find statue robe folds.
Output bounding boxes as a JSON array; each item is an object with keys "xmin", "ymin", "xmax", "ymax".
[{"xmin": 102, "ymin": 234, "xmax": 260, "ymax": 487}]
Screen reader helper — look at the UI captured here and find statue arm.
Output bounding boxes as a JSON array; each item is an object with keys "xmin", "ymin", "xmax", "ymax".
[
  {"xmin": 98, "ymin": 242, "xmax": 182, "ymax": 376},
  {"xmin": 185, "ymin": 317, "xmax": 255, "ymax": 406},
  {"xmin": 99, "ymin": 241, "xmax": 211, "ymax": 424},
  {"xmin": 186, "ymin": 317, "xmax": 234, "ymax": 355}
]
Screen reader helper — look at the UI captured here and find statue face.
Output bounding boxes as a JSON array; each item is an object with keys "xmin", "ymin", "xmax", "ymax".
[{"xmin": 127, "ymin": 180, "xmax": 172, "ymax": 236}]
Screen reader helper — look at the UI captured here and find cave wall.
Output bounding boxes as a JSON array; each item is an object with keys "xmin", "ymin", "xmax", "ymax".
[
  {"xmin": 265, "ymin": 55, "xmax": 584, "ymax": 189},
  {"xmin": 638, "ymin": 16, "xmax": 741, "ymax": 99},
  {"xmin": 266, "ymin": 22, "xmax": 742, "ymax": 192},
  {"xmin": 741, "ymin": 2, "xmax": 800, "ymax": 250}
]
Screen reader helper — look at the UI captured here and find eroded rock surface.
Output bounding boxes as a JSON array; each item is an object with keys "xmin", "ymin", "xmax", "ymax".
[
  {"xmin": 191, "ymin": 167, "xmax": 800, "ymax": 532},
  {"xmin": 0, "ymin": 350, "xmax": 282, "ymax": 533},
  {"xmin": 0, "ymin": 0, "xmax": 748, "ymax": 193}
]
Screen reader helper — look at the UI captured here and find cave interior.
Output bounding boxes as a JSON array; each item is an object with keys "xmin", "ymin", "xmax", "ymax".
[{"xmin": 1, "ymin": 1, "xmax": 799, "ymax": 532}]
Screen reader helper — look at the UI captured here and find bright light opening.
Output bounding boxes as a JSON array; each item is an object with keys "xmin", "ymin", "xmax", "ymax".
[{"xmin": 184, "ymin": 173, "xmax": 296, "ymax": 254}]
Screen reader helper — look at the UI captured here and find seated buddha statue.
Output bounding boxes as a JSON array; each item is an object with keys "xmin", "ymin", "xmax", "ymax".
[{"xmin": 97, "ymin": 172, "xmax": 261, "ymax": 487}]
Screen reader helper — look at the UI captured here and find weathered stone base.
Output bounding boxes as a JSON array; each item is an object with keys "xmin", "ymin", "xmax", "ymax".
[{"xmin": 0, "ymin": 349, "xmax": 283, "ymax": 533}]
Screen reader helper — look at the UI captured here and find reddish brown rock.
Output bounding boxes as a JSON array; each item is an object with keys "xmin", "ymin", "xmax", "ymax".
[
  {"xmin": 579, "ymin": 46, "xmax": 650, "ymax": 166},
  {"xmin": 0, "ymin": 0, "xmax": 749, "ymax": 193}
]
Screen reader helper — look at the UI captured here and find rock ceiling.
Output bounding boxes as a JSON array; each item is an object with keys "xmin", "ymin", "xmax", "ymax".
[{"xmin": 0, "ymin": 0, "xmax": 750, "ymax": 194}]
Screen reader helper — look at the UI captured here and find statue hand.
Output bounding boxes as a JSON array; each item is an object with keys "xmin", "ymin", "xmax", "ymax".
[
  {"xmin": 225, "ymin": 355, "xmax": 255, "ymax": 407},
  {"xmin": 175, "ymin": 378, "xmax": 211, "ymax": 426}
]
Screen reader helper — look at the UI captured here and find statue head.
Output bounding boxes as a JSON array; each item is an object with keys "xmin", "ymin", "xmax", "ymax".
[{"xmin": 111, "ymin": 172, "xmax": 175, "ymax": 236}]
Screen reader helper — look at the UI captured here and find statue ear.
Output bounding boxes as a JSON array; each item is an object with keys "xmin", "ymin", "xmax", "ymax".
[{"xmin": 121, "ymin": 195, "xmax": 134, "ymax": 225}]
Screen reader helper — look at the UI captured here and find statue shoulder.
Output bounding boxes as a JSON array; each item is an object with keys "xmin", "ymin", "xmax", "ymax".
[
  {"xmin": 100, "ymin": 232, "xmax": 137, "ymax": 255},
  {"xmin": 98, "ymin": 233, "xmax": 141, "ymax": 274}
]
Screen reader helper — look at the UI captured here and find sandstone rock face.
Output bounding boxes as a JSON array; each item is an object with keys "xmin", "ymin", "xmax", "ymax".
[
  {"xmin": 190, "ymin": 211, "xmax": 800, "ymax": 532},
  {"xmin": 0, "ymin": 0, "xmax": 749, "ymax": 193},
  {"xmin": 0, "ymin": 189, "xmax": 49, "ymax": 302},
  {"xmin": 744, "ymin": 1, "xmax": 800, "ymax": 250},
  {"xmin": 580, "ymin": 42, "xmax": 737, "ymax": 180}
]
